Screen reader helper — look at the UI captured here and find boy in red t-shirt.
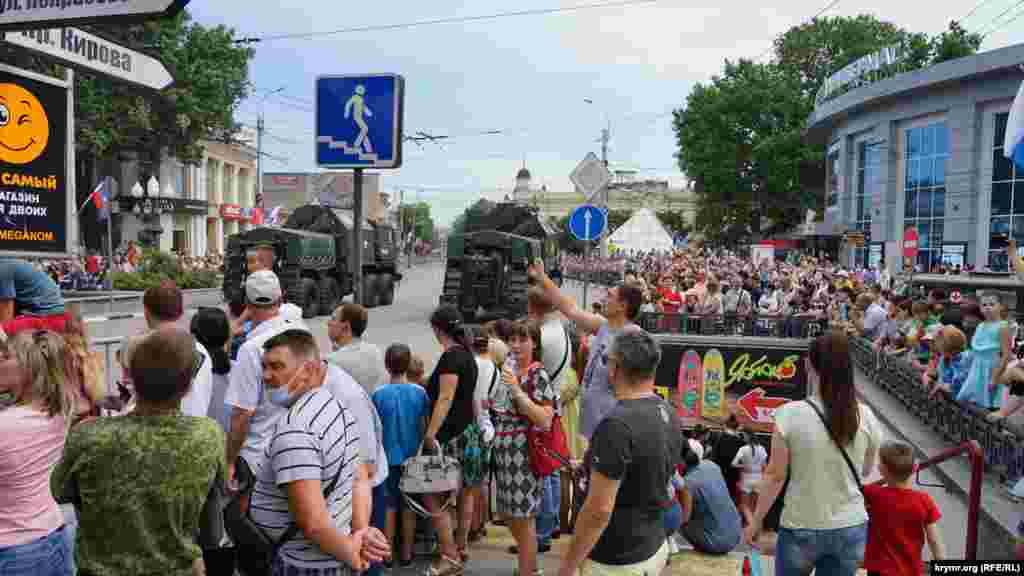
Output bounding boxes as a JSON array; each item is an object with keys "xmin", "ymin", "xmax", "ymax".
[{"xmin": 863, "ymin": 441, "xmax": 945, "ymax": 576}]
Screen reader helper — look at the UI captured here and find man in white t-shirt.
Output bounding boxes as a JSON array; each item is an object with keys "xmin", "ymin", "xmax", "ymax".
[
  {"xmin": 121, "ymin": 280, "xmax": 212, "ymax": 418},
  {"xmin": 322, "ymin": 360, "xmax": 388, "ymax": 505},
  {"xmin": 224, "ymin": 270, "xmax": 310, "ymax": 483},
  {"xmin": 327, "ymin": 303, "xmax": 386, "ymax": 395}
]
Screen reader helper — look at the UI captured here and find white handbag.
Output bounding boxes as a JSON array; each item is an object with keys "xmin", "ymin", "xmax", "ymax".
[{"xmin": 400, "ymin": 440, "xmax": 462, "ymax": 518}]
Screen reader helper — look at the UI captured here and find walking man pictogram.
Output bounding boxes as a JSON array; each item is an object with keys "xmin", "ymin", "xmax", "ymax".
[{"xmin": 344, "ymin": 84, "xmax": 374, "ymax": 154}]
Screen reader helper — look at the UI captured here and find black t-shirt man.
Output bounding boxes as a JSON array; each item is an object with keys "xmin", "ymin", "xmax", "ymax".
[
  {"xmin": 588, "ymin": 396, "xmax": 683, "ymax": 565},
  {"xmin": 426, "ymin": 345, "xmax": 478, "ymax": 443},
  {"xmin": 711, "ymin": 429, "xmax": 744, "ymax": 496}
]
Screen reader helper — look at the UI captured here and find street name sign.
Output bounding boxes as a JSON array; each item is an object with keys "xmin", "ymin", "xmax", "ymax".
[
  {"xmin": 0, "ymin": 0, "xmax": 189, "ymax": 32},
  {"xmin": 570, "ymin": 151, "xmax": 611, "ymax": 204},
  {"xmin": 316, "ymin": 74, "xmax": 404, "ymax": 169},
  {"xmin": 569, "ymin": 204, "xmax": 607, "ymax": 242},
  {"xmin": 2, "ymin": 27, "xmax": 174, "ymax": 90}
]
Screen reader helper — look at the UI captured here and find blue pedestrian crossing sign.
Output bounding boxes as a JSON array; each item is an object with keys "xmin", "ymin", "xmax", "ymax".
[
  {"xmin": 316, "ymin": 74, "xmax": 405, "ymax": 169},
  {"xmin": 569, "ymin": 204, "xmax": 607, "ymax": 241}
]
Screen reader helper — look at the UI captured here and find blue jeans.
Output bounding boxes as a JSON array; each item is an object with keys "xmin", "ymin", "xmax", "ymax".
[
  {"xmin": 664, "ymin": 502, "xmax": 682, "ymax": 536},
  {"xmin": 365, "ymin": 482, "xmax": 391, "ymax": 576},
  {"xmin": 0, "ymin": 524, "xmax": 75, "ymax": 576},
  {"xmin": 536, "ymin": 474, "xmax": 561, "ymax": 546},
  {"xmin": 775, "ymin": 524, "xmax": 867, "ymax": 576}
]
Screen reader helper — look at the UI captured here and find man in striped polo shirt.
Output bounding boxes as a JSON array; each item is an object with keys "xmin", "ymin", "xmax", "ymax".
[{"xmin": 250, "ymin": 329, "xmax": 390, "ymax": 574}]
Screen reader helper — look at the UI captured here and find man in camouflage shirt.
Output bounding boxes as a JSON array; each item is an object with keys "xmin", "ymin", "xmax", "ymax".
[{"xmin": 52, "ymin": 329, "xmax": 225, "ymax": 576}]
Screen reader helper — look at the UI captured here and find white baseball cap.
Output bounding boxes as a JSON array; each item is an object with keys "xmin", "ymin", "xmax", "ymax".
[
  {"xmin": 280, "ymin": 302, "xmax": 303, "ymax": 321},
  {"xmin": 245, "ymin": 270, "xmax": 282, "ymax": 306}
]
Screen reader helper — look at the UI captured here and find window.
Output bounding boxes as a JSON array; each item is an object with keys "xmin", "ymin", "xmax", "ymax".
[
  {"xmin": 904, "ymin": 123, "xmax": 949, "ymax": 272},
  {"xmin": 174, "ymin": 164, "xmax": 186, "ymax": 198},
  {"xmin": 826, "ymin": 142, "xmax": 840, "ymax": 212},
  {"xmin": 990, "ymin": 112, "xmax": 1024, "ymax": 271},
  {"xmin": 853, "ymin": 142, "xmax": 881, "ymax": 268}
]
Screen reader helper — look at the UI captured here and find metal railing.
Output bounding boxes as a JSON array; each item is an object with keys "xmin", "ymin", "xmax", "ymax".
[
  {"xmin": 635, "ymin": 312, "xmax": 828, "ymax": 339},
  {"xmin": 912, "ymin": 441, "xmax": 984, "ymax": 560},
  {"xmin": 91, "ymin": 336, "xmax": 125, "ymax": 397},
  {"xmin": 562, "ymin": 270, "xmax": 625, "ymax": 287},
  {"xmin": 850, "ymin": 337, "xmax": 1024, "ymax": 481}
]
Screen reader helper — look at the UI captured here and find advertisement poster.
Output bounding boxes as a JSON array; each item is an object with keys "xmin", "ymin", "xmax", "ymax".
[
  {"xmin": 0, "ymin": 67, "xmax": 68, "ymax": 255},
  {"xmin": 868, "ymin": 243, "xmax": 884, "ymax": 270},
  {"xmin": 653, "ymin": 337, "xmax": 809, "ymax": 432}
]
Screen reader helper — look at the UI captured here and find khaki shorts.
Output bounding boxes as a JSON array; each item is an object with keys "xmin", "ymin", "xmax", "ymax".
[{"xmin": 580, "ymin": 540, "xmax": 668, "ymax": 576}]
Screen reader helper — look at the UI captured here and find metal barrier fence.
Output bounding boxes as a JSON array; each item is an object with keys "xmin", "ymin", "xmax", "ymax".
[
  {"xmin": 562, "ymin": 270, "xmax": 624, "ymax": 287},
  {"xmin": 92, "ymin": 336, "xmax": 125, "ymax": 397},
  {"xmin": 849, "ymin": 337, "xmax": 1024, "ymax": 481},
  {"xmin": 635, "ymin": 312, "xmax": 828, "ymax": 339}
]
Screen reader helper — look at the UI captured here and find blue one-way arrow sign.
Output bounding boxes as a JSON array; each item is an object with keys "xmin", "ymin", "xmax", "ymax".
[{"xmin": 569, "ymin": 204, "xmax": 606, "ymax": 242}]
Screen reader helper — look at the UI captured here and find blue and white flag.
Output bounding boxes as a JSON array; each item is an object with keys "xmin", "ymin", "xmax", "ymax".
[{"xmin": 1005, "ymin": 80, "xmax": 1024, "ymax": 170}]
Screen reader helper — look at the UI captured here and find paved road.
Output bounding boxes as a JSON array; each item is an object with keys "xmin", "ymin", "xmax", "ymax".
[{"xmin": 81, "ymin": 260, "xmax": 973, "ymax": 566}]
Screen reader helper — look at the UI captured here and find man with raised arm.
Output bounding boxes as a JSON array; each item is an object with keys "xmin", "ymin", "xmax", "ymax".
[{"xmin": 527, "ymin": 258, "xmax": 644, "ymax": 443}]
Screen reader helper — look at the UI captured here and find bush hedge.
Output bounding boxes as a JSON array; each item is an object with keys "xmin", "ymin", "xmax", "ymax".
[{"xmin": 111, "ymin": 249, "xmax": 222, "ymax": 291}]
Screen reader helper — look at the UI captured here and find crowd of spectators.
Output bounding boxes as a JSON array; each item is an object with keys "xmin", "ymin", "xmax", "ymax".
[
  {"xmin": 22, "ymin": 243, "xmax": 226, "ymax": 292},
  {"xmin": 5, "ymin": 234, "xmax": 1014, "ymax": 576}
]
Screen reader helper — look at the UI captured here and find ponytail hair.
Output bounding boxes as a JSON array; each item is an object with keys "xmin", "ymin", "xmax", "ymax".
[
  {"xmin": 191, "ymin": 307, "xmax": 232, "ymax": 375},
  {"xmin": 430, "ymin": 305, "xmax": 473, "ymax": 350},
  {"xmin": 809, "ymin": 330, "xmax": 860, "ymax": 447}
]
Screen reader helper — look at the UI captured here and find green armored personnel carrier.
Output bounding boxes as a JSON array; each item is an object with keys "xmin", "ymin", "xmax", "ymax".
[
  {"xmin": 223, "ymin": 204, "xmax": 402, "ymax": 318},
  {"xmin": 441, "ymin": 201, "xmax": 561, "ymax": 322}
]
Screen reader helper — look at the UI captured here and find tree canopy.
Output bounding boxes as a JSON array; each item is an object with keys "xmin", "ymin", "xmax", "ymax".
[
  {"xmin": 674, "ymin": 16, "xmax": 983, "ymax": 242},
  {"xmin": 401, "ymin": 202, "xmax": 434, "ymax": 242}
]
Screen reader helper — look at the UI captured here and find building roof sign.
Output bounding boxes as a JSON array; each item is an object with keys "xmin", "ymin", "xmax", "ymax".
[{"xmin": 816, "ymin": 44, "xmax": 906, "ymax": 106}]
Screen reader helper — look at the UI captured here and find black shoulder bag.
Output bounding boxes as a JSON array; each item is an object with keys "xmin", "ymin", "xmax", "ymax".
[
  {"xmin": 225, "ymin": 455, "xmax": 346, "ymax": 562},
  {"xmin": 804, "ymin": 400, "xmax": 867, "ymax": 502}
]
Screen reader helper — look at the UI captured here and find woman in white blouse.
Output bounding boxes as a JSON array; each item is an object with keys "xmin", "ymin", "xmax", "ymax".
[{"xmin": 745, "ymin": 331, "xmax": 882, "ymax": 576}]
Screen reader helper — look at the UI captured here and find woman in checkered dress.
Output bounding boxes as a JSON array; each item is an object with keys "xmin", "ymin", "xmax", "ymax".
[{"xmin": 491, "ymin": 319, "xmax": 559, "ymax": 576}]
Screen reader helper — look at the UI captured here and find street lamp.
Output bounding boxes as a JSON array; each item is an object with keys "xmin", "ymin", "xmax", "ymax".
[{"xmin": 138, "ymin": 176, "xmax": 163, "ymax": 248}]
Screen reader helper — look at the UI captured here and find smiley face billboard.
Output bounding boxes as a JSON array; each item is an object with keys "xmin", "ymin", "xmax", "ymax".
[{"xmin": 0, "ymin": 67, "xmax": 68, "ymax": 255}]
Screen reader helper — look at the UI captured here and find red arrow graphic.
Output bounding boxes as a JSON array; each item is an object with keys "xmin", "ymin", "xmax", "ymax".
[{"xmin": 738, "ymin": 388, "xmax": 789, "ymax": 423}]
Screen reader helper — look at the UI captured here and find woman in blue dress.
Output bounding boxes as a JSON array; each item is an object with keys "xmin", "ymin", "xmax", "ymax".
[{"xmin": 956, "ymin": 292, "xmax": 1011, "ymax": 409}]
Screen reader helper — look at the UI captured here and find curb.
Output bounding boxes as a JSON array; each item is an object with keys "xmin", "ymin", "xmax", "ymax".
[{"xmin": 84, "ymin": 313, "xmax": 145, "ymax": 324}]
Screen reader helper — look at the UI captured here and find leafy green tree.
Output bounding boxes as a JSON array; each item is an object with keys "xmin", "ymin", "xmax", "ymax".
[
  {"xmin": 674, "ymin": 60, "xmax": 812, "ymax": 240},
  {"xmin": 78, "ymin": 11, "xmax": 254, "ymax": 162},
  {"xmin": 606, "ymin": 209, "xmax": 632, "ymax": 234},
  {"xmin": 676, "ymin": 15, "xmax": 984, "ymax": 241},
  {"xmin": 401, "ymin": 202, "xmax": 434, "ymax": 242},
  {"xmin": 655, "ymin": 210, "xmax": 691, "ymax": 235},
  {"xmin": 930, "ymin": 21, "xmax": 983, "ymax": 64}
]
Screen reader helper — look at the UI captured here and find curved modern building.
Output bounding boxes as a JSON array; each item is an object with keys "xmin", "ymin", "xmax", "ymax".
[{"xmin": 806, "ymin": 42, "xmax": 1024, "ymax": 272}]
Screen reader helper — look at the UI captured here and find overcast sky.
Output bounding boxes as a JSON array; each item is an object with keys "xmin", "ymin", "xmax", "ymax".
[{"xmin": 189, "ymin": 0, "xmax": 1024, "ymax": 226}]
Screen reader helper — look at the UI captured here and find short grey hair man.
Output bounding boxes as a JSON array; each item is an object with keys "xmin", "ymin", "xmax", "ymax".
[
  {"xmin": 607, "ymin": 329, "xmax": 662, "ymax": 388},
  {"xmin": 558, "ymin": 327, "xmax": 680, "ymax": 575}
]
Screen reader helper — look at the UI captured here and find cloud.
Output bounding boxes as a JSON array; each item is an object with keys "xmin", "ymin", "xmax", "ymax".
[{"xmin": 188, "ymin": 0, "xmax": 1024, "ymax": 232}]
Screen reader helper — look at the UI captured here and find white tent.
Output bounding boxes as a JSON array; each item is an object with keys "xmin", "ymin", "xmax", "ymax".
[{"xmin": 607, "ymin": 208, "xmax": 674, "ymax": 254}]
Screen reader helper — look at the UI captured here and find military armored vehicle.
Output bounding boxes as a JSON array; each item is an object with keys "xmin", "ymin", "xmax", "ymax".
[
  {"xmin": 441, "ymin": 201, "xmax": 561, "ymax": 322},
  {"xmin": 223, "ymin": 204, "xmax": 402, "ymax": 318}
]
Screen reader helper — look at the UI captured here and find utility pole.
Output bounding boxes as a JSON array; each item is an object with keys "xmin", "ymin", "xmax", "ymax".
[{"xmin": 256, "ymin": 114, "xmax": 264, "ymax": 205}]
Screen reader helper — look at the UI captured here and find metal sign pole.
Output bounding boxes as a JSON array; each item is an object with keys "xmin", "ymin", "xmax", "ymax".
[
  {"xmin": 583, "ymin": 241, "xmax": 591, "ymax": 311},
  {"xmin": 106, "ymin": 183, "xmax": 114, "ymax": 314},
  {"xmin": 353, "ymin": 168, "xmax": 364, "ymax": 306}
]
